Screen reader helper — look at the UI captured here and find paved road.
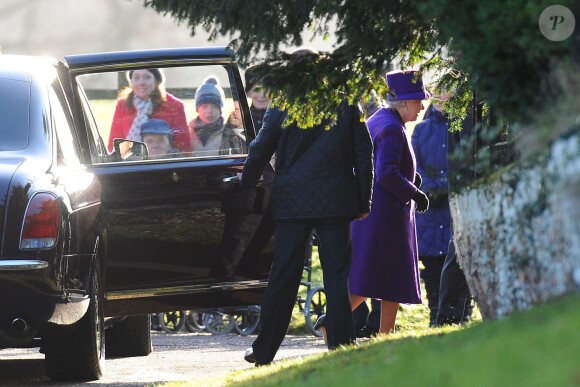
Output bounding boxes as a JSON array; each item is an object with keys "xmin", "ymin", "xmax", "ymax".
[{"xmin": 0, "ymin": 332, "xmax": 327, "ymax": 386}]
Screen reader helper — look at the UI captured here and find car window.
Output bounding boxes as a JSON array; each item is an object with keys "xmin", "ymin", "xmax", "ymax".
[
  {"xmin": 0, "ymin": 78, "xmax": 30, "ymax": 151},
  {"xmin": 76, "ymin": 64, "xmax": 249, "ymax": 164},
  {"xmin": 50, "ymin": 82, "xmax": 82, "ymax": 167},
  {"xmin": 76, "ymin": 84, "xmax": 110, "ymax": 164}
]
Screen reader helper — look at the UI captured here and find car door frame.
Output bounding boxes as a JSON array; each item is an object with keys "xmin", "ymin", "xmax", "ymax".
[{"xmin": 64, "ymin": 47, "xmax": 270, "ymax": 317}]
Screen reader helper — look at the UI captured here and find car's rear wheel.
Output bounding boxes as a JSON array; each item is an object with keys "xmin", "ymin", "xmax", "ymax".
[
  {"xmin": 44, "ymin": 265, "xmax": 105, "ymax": 381},
  {"xmin": 105, "ymin": 314, "xmax": 152, "ymax": 358}
]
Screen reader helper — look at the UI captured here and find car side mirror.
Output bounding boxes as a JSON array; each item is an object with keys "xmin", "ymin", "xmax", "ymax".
[{"xmin": 112, "ymin": 138, "xmax": 149, "ymax": 161}]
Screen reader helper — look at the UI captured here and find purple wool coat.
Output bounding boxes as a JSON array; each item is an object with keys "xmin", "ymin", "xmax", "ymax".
[{"xmin": 349, "ymin": 107, "xmax": 422, "ymax": 304}]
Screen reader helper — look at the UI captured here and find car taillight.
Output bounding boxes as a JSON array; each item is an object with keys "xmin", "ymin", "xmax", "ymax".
[{"xmin": 20, "ymin": 193, "xmax": 60, "ymax": 249}]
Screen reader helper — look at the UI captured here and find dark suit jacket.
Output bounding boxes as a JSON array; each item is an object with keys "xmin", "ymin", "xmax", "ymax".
[{"xmin": 241, "ymin": 101, "xmax": 373, "ymax": 220}]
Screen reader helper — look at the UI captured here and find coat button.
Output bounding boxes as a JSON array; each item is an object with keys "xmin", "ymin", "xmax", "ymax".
[{"xmin": 440, "ymin": 225, "xmax": 443, "ymax": 229}]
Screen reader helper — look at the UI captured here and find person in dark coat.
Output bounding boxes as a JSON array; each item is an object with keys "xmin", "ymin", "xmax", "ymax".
[
  {"xmin": 411, "ymin": 92, "xmax": 453, "ymax": 326},
  {"xmin": 349, "ymin": 70, "xmax": 430, "ymax": 334},
  {"xmin": 241, "ymin": 48, "xmax": 374, "ymax": 366},
  {"xmin": 244, "ymin": 65, "xmax": 270, "ymax": 130},
  {"xmin": 435, "ymin": 98, "xmax": 476, "ymax": 326},
  {"xmin": 225, "ymin": 65, "xmax": 270, "ymax": 137},
  {"xmin": 211, "ymin": 68, "xmax": 274, "ymax": 282}
]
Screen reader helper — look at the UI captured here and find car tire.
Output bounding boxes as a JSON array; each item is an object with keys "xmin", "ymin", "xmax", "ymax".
[
  {"xmin": 44, "ymin": 265, "xmax": 105, "ymax": 381},
  {"xmin": 105, "ymin": 314, "xmax": 152, "ymax": 358}
]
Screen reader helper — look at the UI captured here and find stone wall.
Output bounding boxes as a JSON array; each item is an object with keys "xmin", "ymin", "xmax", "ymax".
[{"xmin": 450, "ymin": 130, "xmax": 580, "ymax": 319}]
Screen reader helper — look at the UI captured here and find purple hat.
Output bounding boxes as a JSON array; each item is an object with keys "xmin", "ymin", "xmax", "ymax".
[{"xmin": 386, "ymin": 70, "xmax": 431, "ymax": 101}]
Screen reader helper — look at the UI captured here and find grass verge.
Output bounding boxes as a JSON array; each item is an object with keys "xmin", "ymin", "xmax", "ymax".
[{"xmin": 177, "ymin": 293, "xmax": 579, "ymax": 387}]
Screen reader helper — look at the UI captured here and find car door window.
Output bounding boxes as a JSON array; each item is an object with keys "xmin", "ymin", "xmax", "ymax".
[
  {"xmin": 75, "ymin": 65, "xmax": 248, "ymax": 165},
  {"xmin": 49, "ymin": 84, "xmax": 81, "ymax": 167}
]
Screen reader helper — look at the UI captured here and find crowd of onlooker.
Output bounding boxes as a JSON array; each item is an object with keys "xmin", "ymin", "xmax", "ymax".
[{"xmin": 108, "ymin": 66, "xmax": 270, "ymax": 160}]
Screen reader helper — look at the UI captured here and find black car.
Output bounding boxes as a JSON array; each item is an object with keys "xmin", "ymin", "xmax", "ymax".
[{"xmin": 0, "ymin": 47, "xmax": 273, "ymax": 381}]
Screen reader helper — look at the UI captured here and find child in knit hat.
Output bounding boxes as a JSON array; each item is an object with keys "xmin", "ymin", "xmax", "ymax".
[{"xmin": 189, "ymin": 75, "xmax": 243, "ymax": 156}]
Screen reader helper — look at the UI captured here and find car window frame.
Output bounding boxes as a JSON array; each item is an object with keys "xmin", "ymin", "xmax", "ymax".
[
  {"xmin": 48, "ymin": 78, "xmax": 83, "ymax": 168},
  {"xmin": 68, "ymin": 58, "xmax": 255, "ymax": 168}
]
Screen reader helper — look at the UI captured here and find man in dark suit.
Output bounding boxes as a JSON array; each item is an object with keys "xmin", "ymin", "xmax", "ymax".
[{"xmin": 241, "ymin": 48, "xmax": 373, "ymax": 366}]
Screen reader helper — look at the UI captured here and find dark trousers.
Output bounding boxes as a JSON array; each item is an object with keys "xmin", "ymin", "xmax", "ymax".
[
  {"xmin": 419, "ymin": 255, "xmax": 445, "ymax": 326},
  {"xmin": 436, "ymin": 240, "xmax": 473, "ymax": 325},
  {"xmin": 252, "ymin": 217, "xmax": 356, "ymax": 364}
]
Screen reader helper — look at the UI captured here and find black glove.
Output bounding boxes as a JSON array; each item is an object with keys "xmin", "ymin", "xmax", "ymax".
[
  {"xmin": 414, "ymin": 172, "xmax": 422, "ymax": 189},
  {"xmin": 413, "ymin": 189, "xmax": 429, "ymax": 213}
]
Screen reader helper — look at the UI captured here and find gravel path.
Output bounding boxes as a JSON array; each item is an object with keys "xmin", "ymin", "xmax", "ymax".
[{"xmin": 0, "ymin": 332, "xmax": 328, "ymax": 386}]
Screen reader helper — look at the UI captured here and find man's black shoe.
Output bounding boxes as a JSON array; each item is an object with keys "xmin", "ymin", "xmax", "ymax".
[
  {"xmin": 244, "ymin": 348, "xmax": 270, "ymax": 367},
  {"xmin": 244, "ymin": 348, "xmax": 256, "ymax": 363}
]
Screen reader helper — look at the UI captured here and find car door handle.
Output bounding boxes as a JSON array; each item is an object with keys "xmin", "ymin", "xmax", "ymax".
[{"xmin": 223, "ymin": 175, "xmax": 241, "ymax": 184}]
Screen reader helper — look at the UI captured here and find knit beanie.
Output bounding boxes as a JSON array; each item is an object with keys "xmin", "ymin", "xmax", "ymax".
[{"xmin": 195, "ymin": 75, "xmax": 225, "ymax": 110}]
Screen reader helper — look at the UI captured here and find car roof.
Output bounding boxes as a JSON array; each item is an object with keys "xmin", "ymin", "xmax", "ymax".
[
  {"xmin": 65, "ymin": 46, "xmax": 235, "ymax": 70},
  {"xmin": 0, "ymin": 55, "xmax": 59, "ymax": 81}
]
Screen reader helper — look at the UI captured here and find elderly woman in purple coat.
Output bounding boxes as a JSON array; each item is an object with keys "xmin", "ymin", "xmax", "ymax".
[{"xmin": 349, "ymin": 70, "xmax": 430, "ymax": 334}]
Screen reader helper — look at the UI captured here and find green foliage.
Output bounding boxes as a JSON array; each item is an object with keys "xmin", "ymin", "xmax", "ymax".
[
  {"xmin": 422, "ymin": 0, "xmax": 571, "ymax": 122},
  {"xmin": 144, "ymin": 0, "xmax": 436, "ymax": 127},
  {"xmin": 145, "ymin": 0, "xmax": 573, "ymax": 128},
  {"xmin": 145, "ymin": 0, "xmax": 576, "ymax": 190}
]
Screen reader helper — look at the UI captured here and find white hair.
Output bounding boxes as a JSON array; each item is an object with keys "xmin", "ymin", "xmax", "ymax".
[{"xmin": 385, "ymin": 100, "xmax": 406, "ymax": 109}]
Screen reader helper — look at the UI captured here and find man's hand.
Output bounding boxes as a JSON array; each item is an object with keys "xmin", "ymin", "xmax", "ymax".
[{"xmin": 356, "ymin": 212, "xmax": 369, "ymax": 220}]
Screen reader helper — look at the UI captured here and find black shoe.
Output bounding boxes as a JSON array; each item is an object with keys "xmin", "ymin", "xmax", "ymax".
[
  {"xmin": 244, "ymin": 348, "xmax": 269, "ymax": 367},
  {"xmin": 356, "ymin": 326, "xmax": 378, "ymax": 338},
  {"xmin": 313, "ymin": 314, "xmax": 326, "ymax": 331},
  {"xmin": 244, "ymin": 348, "xmax": 256, "ymax": 363}
]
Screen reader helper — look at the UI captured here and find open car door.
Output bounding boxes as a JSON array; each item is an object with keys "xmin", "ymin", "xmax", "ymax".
[{"xmin": 65, "ymin": 47, "xmax": 273, "ymax": 317}]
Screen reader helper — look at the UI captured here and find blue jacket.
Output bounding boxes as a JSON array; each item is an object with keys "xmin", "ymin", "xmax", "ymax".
[{"xmin": 411, "ymin": 106, "xmax": 451, "ymax": 257}]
